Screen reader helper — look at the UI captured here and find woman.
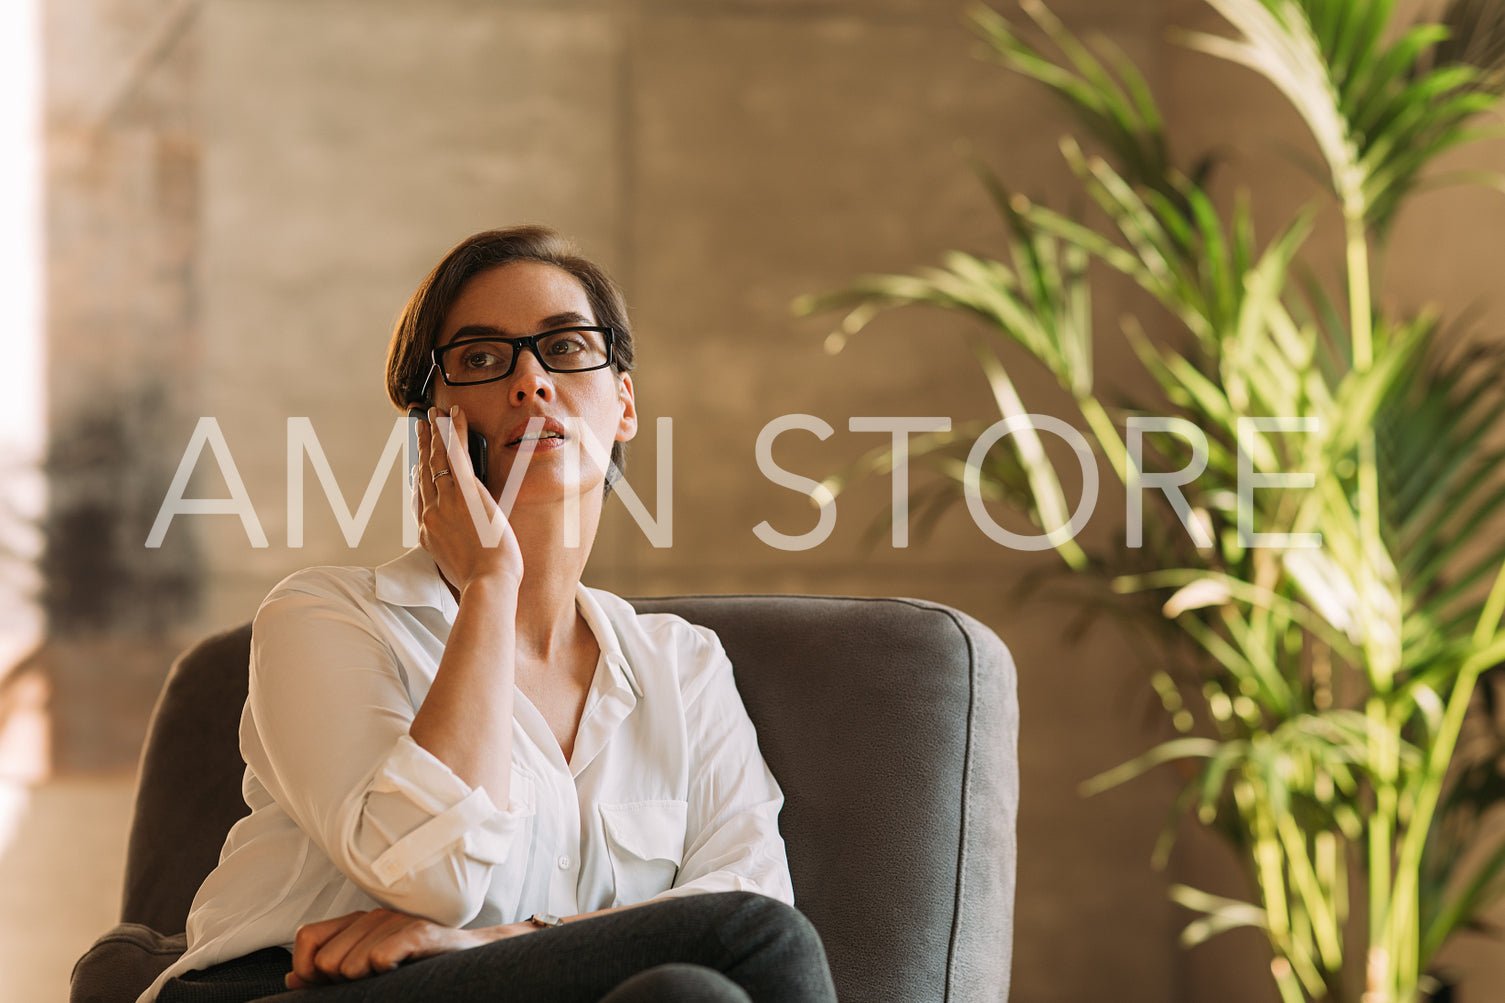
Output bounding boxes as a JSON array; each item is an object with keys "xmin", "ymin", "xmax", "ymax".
[{"xmin": 140, "ymin": 227, "xmax": 837, "ymax": 1003}]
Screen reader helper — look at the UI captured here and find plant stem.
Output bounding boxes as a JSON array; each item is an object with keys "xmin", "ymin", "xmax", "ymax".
[
  {"xmin": 1368, "ymin": 696, "xmax": 1395, "ymax": 996},
  {"xmin": 1347, "ymin": 215, "xmax": 1372, "ymax": 374},
  {"xmin": 1343, "ymin": 200, "xmax": 1400, "ymax": 999},
  {"xmin": 1393, "ymin": 606, "xmax": 1505, "ymax": 977},
  {"xmin": 1387, "ymin": 561, "xmax": 1505, "ymax": 986}
]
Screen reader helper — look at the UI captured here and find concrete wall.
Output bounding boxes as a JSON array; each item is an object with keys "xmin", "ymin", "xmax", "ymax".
[{"xmin": 29, "ymin": 0, "xmax": 1505, "ymax": 1000}]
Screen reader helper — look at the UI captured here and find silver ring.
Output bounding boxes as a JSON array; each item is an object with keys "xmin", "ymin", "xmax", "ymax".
[{"xmin": 431, "ymin": 468, "xmax": 453, "ymax": 483}]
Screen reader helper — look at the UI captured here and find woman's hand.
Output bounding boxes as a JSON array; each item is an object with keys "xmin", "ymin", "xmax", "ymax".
[
  {"xmin": 409, "ymin": 405, "xmax": 520, "ymax": 803},
  {"xmin": 285, "ymin": 908, "xmax": 535, "ymax": 988},
  {"xmin": 415, "ymin": 405, "xmax": 524, "ymax": 592}
]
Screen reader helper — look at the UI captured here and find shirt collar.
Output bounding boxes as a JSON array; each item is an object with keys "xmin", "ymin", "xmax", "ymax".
[
  {"xmin": 374, "ymin": 547, "xmax": 458, "ymax": 618},
  {"xmin": 576, "ymin": 584, "xmax": 642, "ymax": 700},
  {"xmin": 374, "ymin": 550, "xmax": 640, "ymax": 701}
]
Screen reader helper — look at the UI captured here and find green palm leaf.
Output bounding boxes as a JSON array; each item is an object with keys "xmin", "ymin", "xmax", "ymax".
[{"xmin": 1183, "ymin": 0, "xmax": 1505, "ymax": 233}]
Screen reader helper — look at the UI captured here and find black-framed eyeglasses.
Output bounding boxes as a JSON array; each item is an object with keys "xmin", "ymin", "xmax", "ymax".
[{"xmin": 423, "ymin": 326, "xmax": 616, "ymax": 395}]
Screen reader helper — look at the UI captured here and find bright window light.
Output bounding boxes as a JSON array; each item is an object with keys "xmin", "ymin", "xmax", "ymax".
[{"xmin": 0, "ymin": 0, "xmax": 47, "ymax": 810}]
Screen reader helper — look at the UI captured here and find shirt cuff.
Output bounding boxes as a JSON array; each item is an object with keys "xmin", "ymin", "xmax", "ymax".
[{"xmin": 366, "ymin": 735, "xmax": 534, "ymax": 887}]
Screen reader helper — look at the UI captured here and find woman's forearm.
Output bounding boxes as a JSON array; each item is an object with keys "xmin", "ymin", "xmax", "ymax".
[
  {"xmin": 474, "ymin": 902, "xmax": 641, "ymax": 945},
  {"xmin": 409, "ymin": 572, "xmax": 519, "ymax": 806}
]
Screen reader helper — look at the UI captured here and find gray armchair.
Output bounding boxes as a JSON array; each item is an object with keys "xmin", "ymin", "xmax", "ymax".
[{"xmin": 70, "ymin": 595, "xmax": 1019, "ymax": 1002}]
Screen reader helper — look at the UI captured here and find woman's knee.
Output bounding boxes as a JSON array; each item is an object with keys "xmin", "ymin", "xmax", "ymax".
[
  {"xmin": 741, "ymin": 894, "xmax": 819, "ymax": 938},
  {"xmin": 710, "ymin": 894, "xmax": 836, "ymax": 1002},
  {"xmin": 716, "ymin": 894, "xmax": 827, "ymax": 963},
  {"xmin": 599, "ymin": 963, "xmax": 753, "ymax": 1003}
]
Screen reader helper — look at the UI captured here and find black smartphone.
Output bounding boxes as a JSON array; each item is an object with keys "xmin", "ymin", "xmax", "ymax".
[{"xmin": 408, "ymin": 405, "xmax": 488, "ymax": 486}]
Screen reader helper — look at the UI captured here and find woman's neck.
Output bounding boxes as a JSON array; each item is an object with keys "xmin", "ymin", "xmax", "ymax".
[{"xmin": 505, "ymin": 495, "xmax": 600, "ymax": 663}]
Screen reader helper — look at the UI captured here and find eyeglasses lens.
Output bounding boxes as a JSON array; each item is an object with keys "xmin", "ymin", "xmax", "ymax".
[{"xmin": 442, "ymin": 329, "xmax": 610, "ymax": 385}]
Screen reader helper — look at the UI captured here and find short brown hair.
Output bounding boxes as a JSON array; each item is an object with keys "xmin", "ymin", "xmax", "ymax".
[{"xmin": 385, "ymin": 225, "xmax": 636, "ymax": 481}]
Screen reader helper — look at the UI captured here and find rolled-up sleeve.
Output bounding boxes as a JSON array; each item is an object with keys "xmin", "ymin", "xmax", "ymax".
[
  {"xmin": 246, "ymin": 585, "xmax": 533, "ymax": 926},
  {"xmin": 655, "ymin": 628, "xmax": 795, "ymax": 906}
]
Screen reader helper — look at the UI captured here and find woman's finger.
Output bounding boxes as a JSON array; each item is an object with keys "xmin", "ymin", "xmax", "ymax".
[
  {"xmin": 289, "ymin": 910, "xmax": 371, "ymax": 986},
  {"xmin": 366, "ymin": 919, "xmax": 485, "ymax": 974},
  {"xmin": 289, "ymin": 911, "xmax": 359, "ymax": 981},
  {"xmin": 446, "ymin": 405, "xmax": 502, "ymax": 522},
  {"xmin": 337, "ymin": 910, "xmax": 421, "ymax": 980},
  {"xmin": 413, "ymin": 415, "xmax": 437, "ymax": 510},
  {"xmin": 427, "ymin": 407, "xmax": 455, "ymax": 487},
  {"xmin": 311, "ymin": 909, "xmax": 400, "ymax": 983},
  {"xmin": 444, "ymin": 405, "xmax": 477, "ymax": 481},
  {"xmin": 433, "ymin": 411, "xmax": 475, "ymax": 501}
]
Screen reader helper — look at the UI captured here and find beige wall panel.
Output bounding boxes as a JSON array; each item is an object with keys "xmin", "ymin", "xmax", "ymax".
[
  {"xmin": 1384, "ymin": 135, "xmax": 1505, "ymax": 321},
  {"xmin": 196, "ymin": 0, "xmax": 622, "ymax": 629},
  {"xmin": 621, "ymin": 9, "xmax": 1163, "ymax": 580},
  {"xmin": 634, "ymin": 0, "xmax": 1166, "ymax": 25}
]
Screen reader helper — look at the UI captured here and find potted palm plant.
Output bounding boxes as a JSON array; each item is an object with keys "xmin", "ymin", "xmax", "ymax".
[{"xmin": 799, "ymin": 1, "xmax": 1505, "ymax": 1000}]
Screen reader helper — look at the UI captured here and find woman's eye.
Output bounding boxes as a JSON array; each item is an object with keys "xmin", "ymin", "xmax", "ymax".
[
  {"xmin": 463, "ymin": 350, "xmax": 503, "ymax": 369},
  {"xmin": 545, "ymin": 336, "xmax": 584, "ymax": 356}
]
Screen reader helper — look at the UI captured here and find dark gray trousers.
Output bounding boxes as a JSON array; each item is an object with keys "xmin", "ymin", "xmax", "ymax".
[{"xmin": 157, "ymin": 892, "xmax": 837, "ymax": 1003}]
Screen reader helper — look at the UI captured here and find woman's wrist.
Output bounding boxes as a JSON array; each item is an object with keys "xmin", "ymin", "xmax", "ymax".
[
  {"xmin": 480, "ymin": 920, "xmax": 540, "ymax": 943},
  {"xmin": 459, "ymin": 571, "xmax": 523, "ymax": 603}
]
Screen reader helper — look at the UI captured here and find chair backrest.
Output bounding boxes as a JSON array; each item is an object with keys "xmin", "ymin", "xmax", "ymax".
[
  {"xmin": 122, "ymin": 623, "xmax": 255, "ymax": 934},
  {"xmin": 119, "ymin": 595, "xmax": 1018, "ymax": 1002}
]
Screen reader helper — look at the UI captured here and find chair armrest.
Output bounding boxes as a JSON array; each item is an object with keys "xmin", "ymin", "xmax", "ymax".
[{"xmin": 69, "ymin": 923, "xmax": 186, "ymax": 1003}]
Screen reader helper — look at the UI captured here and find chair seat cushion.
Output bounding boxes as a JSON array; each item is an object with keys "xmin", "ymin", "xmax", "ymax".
[{"xmin": 70, "ymin": 923, "xmax": 186, "ymax": 1003}]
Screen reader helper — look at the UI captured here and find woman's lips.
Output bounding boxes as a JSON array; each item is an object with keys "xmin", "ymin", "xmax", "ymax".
[
  {"xmin": 504, "ymin": 431, "xmax": 567, "ymax": 451},
  {"xmin": 503, "ymin": 416, "xmax": 570, "ymax": 448}
]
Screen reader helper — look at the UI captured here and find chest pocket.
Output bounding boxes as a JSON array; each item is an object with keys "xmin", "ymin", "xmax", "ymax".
[{"xmin": 598, "ymin": 799, "xmax": 688, "ymax": 907}]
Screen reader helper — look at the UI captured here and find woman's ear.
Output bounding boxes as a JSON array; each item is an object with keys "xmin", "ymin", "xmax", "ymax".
[{"xmin": 616, "ymin": 374, "xmax": 638, "ymax": 443}]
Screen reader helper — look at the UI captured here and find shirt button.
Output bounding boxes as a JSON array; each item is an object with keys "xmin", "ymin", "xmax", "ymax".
[{"xmin": 557, "ymin": 855, "xmax": 571, "ymax": 870}]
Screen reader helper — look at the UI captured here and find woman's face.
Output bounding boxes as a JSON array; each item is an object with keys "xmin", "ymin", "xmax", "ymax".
[{"xmin": 431, "ymin": 260, "xmax": 636, "ymax": 503}]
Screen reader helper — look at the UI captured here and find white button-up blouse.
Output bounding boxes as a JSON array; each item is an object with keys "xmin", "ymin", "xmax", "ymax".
[{"xmin": 138, "ymin": 548, "xmax": 793, "ymax": 1002}]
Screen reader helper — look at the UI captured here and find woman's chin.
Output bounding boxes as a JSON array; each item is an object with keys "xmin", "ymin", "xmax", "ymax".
[{"xmin": 487, "ymin": 468, "xmax": 608, "ymax": 508}]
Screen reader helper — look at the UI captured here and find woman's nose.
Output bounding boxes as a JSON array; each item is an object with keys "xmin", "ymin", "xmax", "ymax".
[{"xmin": 510, "ymin": 352, "xmax": 555, "ymax": 403}]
